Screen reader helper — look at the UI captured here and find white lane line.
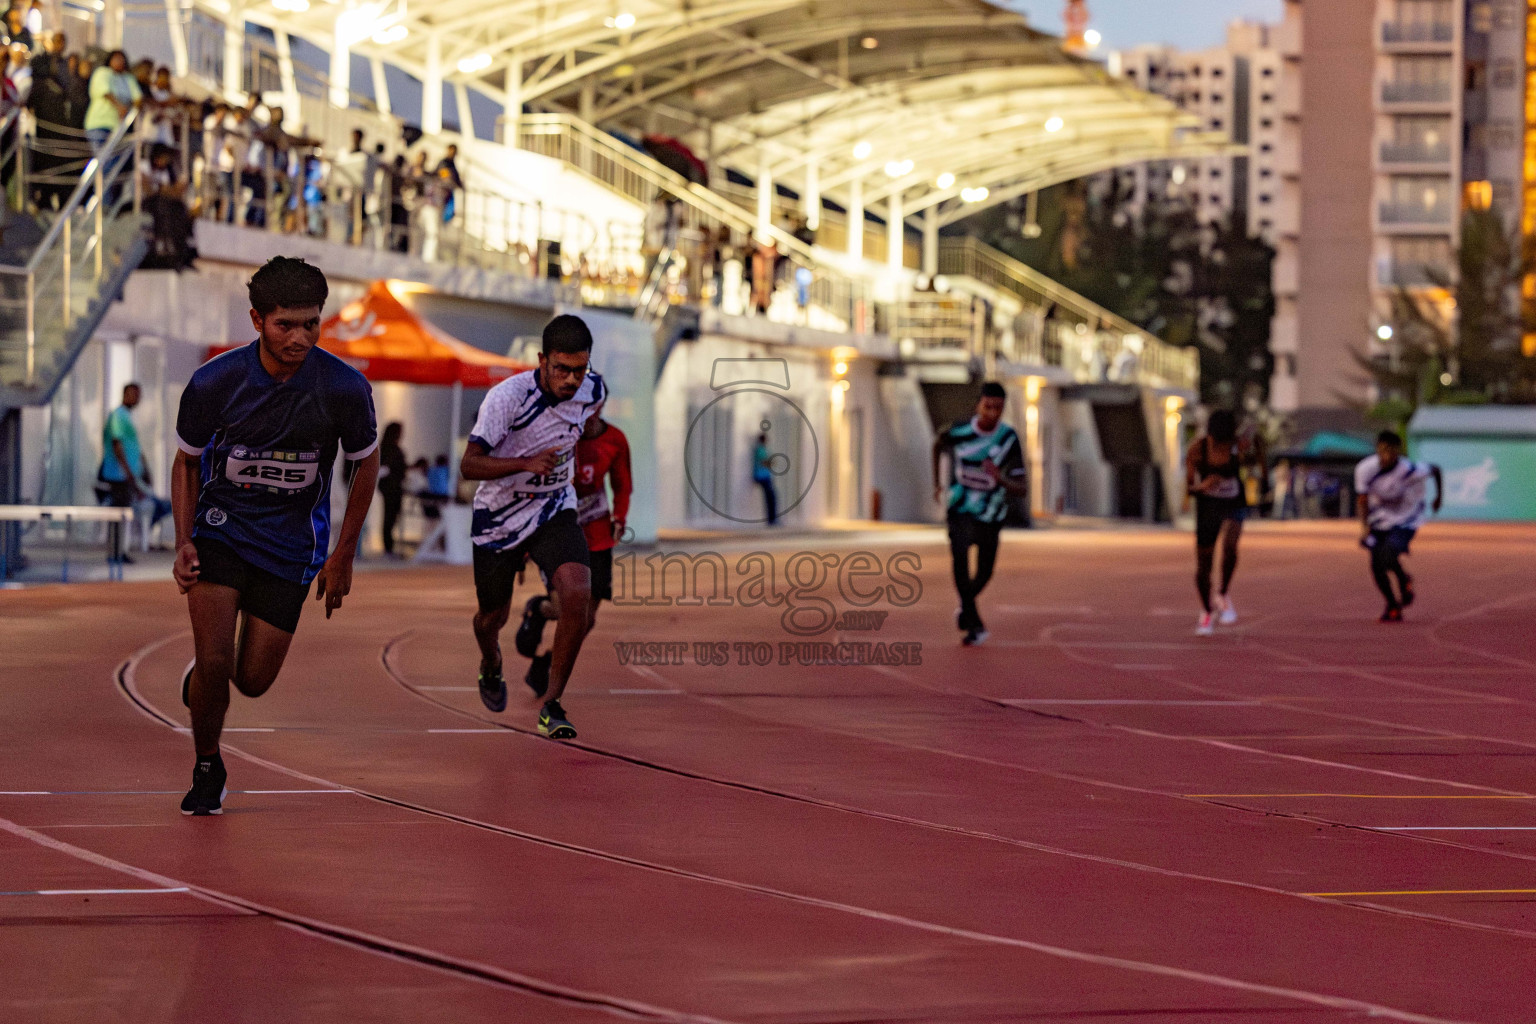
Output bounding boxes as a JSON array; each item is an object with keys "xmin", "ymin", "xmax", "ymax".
[
  {"xmin": 172, "ymin": 727, "xmax": 277, "ymax": 734},
  {"xmin": 426, "ymin": 728, "xmax": 508, "ymax": 734},
  {"xmin": 1, "ymin": 887, "xmax": 190, "ymax": 895},
  {"xmin": 1375, "ymin": 827, "xmax": 1536, "ymax": 832},
  {"xmin": 1001, "ymin": 699, "xmax": 1262, "ymax": 707},
  {"xmin": 242, "ymin": 789, "xmax": 350, "ymax": 795}
]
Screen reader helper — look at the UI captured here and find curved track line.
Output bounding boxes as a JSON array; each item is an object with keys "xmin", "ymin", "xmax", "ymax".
[{"xmin": 112, "ymin": 639, "xmax": 742, "ymax": 1024}]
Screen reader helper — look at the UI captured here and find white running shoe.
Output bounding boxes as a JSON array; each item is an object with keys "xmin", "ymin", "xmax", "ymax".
[
  {"xmin": 1196, "ymin": 612, "xmax": 1215, "ymax": 637},
  {"xmin": 1218, "ymin": 596, "xmax": 1237, "ymax": 626}
]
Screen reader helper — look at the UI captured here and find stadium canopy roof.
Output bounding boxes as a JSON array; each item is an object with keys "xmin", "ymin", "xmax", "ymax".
[{"xmin": 229, "ymin": 0, "xmax": 1232, "ymax": 223}]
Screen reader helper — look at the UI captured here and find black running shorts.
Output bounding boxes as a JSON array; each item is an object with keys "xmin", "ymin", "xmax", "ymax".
[
  {"xmin": 192, "ymin": 536, "xmax": 312, "ymax": 634},
  {"xmin": 473, "ymin": 508, "xmax": 590, "ymax": 615},
  {"xmin": 589, "ymin": 547, "xmax": 613, "ymax": 603}
]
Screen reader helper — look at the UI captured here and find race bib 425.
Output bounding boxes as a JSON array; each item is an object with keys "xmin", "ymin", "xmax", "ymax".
[{"xmin": 225, "ymin": 448, "xmax": 320, "ymax": 494}]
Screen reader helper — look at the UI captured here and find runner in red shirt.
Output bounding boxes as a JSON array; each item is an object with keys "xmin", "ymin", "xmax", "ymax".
[{"xmin": 514, "ymin": 399, "xmax": 632, "ymax": 694}]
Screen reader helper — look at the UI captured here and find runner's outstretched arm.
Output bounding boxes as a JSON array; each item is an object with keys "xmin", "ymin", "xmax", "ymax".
[{"xmin": 316, "ymin": 448, "xmax": 379, "ymax": 619}]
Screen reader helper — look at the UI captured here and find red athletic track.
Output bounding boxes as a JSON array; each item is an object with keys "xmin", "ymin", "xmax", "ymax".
[{"xmin": 4, "ymin": 520, "xmax": 1535, "ymax": 1023}]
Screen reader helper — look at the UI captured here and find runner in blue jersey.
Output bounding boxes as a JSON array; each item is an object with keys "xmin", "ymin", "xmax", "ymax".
[
  {"xmin": 171, "ymin": 257, "xmax": 379, "ymax": 815},
  {"xmin": 932, "ymin": 382, "xmax": 1028, "ymax": 646},
  {"xmin": 462, "ymin": 315, "xmax": 604, "ymax": 740}
]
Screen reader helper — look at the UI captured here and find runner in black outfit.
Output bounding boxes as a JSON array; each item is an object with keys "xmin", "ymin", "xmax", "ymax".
[{"xmin": 1185, "ymin": 410, "xmax": 1266, "ymax": 636}]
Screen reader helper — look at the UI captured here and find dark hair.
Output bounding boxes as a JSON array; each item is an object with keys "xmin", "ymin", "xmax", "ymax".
[
  {"xmin": 1207, "ymin": 409, "xmax": 1237, "ymax": 443},
  {"xmin": 1376, "ymin": 430, "xmax": 1403, "ymax": 448},
  {"xmin": 106, "ymin": 49, "xmax": 126, "ymax": 66},
  {"xmin": 248, "ymin": 257, "xmax": 328, "ymax": 315},
  {"xmin": 757, "ymin": 433, "xmax": 767, "ymax": 444},
  {"xmin": 542, "ymin": 314, "xmax": 593, "ymax": 356},
  {"xmin": 123, "ymin": 381, "xmax": 140, "ymax": 394},
  {"xmin": 979, "ymin": 381, "xmax": 1007, "ymax": 401},
  {"xmin": 383, "ymin": 422, "xmax": 403, "ymax": 446}
]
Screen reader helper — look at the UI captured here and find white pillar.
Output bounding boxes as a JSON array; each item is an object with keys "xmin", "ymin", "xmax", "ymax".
[
  {"xmin": 164, "ymin": 0, "xmax": 189, "ymax": 78},
  {"xmin": 887, "ymin": 191, "xmax": 904, "ymax": 270},
  {"xmin": 370, "ymin": 58, "xmax": 391, "ymax": 115},
  {"xmin": 454, "ymin": 82, "xmax": 472, "ymax": 137},
  {"xmin": 847, "ymin": 178, "xmax": 863, "ymax": 260},
  {"xmin": 329, "ymin": 16, "xmax": 350, "ymax": 109},
  {"xmin": 422, "ymin": 34, "xmax": 443, "ymax": 134},
  {"xmin": 223, "ymin": 16, "xmax": 244, "ymax": 99},
  {"xmin": 756, "ymin": 158, "xmax": 774, "ymax": 242},
  {"xmin": 803, "ymin": 159, "xmax": 820, "ymax": 231},
  {"xmin": 922, "ymin": 206, "xmax": 939, "ymax": 275},
  {"xmin": 502, "ymin": 58, "xmax": 521, "ymax": 147}
]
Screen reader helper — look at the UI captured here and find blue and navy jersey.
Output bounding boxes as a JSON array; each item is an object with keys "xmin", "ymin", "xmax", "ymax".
[
  {"xmin": 175, "ymin": 341, "xmax": 378, "ymax": 584},
  {"xmin": 936, "ymin": 417, "xmax": 1025, "ymax": 524}
]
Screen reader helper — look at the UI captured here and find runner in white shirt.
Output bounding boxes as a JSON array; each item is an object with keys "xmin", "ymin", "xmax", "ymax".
[
  {"xmin": 461, "ymin": 315, "xmax": 606, "ymax": 738},
  {"xmin": 1354, "ymin": 430, "xmax": 1442, "ymax": 622}
]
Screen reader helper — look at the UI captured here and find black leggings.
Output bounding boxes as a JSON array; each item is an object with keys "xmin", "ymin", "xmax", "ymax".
[
  {"xmin": 948, "ymin": 512, "xmax": 1002, "ymax": 630},
  {"xmin": 1194, "ymin": 498, "xmax": 1244, "ymax": 613},
  {"xmin": 381, "ymin": 488, "xmax": 403, "ymax": 555}
]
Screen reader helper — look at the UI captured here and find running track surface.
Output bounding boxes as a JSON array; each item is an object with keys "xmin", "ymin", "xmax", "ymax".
[{"xmin": 4, "ymin": 520, "xmax": 1535, "ymax": 1023}]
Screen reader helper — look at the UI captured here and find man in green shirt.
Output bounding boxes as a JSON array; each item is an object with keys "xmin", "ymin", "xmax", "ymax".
[
  {"xmin": 100, "ymin": 382, "xmax": 168, "ymax": 561},
  {"xmin": 932, "ymin": 382, "xmax": 1028, "ymax": 645}
]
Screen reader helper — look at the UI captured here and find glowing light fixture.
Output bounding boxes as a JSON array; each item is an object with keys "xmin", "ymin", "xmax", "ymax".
[
  {"xmin": 852, "ymin": 141, "xmax": 872, "ymax": 160},
  {"xmin": 457, "ymin": 53, "xmax": 492, "ymax": 74},
  {"xmin": 1045, "ymin": 116, "xmax": 1064, "ymax": 133},
  {"xmin": 1377, "ymin": 325, "xmax": 1394, "ymax": 341},
  {"xmin": 960, "ymin": 186, "xmax": 990, "ymax": 203},
  {"xmin": 884, "ymin": 159, "xmax": 913, "ymax": 178},
  {"xmin": 1083, "ymin": 29, "xmax": 1102, "ymax": 48},
  {"xmin": 860, "ymin": 35, "xmax": 879, "ymax": 49},
  {"xmin": 935, "ymin": 172, "xmax": 955, "ymax": 190},
  {"xmin": 606, "ymin": 11, "xmax": 636, "ymax": 29},
  {"xmin": 834, "ymin": 361, "xmax": 848, "ymax": 376}
]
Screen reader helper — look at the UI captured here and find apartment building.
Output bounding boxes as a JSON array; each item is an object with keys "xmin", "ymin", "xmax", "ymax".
[
  {"xmin": 1106, "ymin": 23, "xmax": 1284, "ymax": 243},
  {"xmin": 1274, "ymin": 0, "xmax": 1529, "ymax": 428}
]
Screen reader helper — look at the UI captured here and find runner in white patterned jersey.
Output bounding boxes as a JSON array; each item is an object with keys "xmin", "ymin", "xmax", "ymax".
[
  {"xmin": 462, "ymin": 315, "xmax": 606, "ymax": 739},
  {"xmin": 1355, "ymin": 429, "xmax": 1442, "ymax": 623}
]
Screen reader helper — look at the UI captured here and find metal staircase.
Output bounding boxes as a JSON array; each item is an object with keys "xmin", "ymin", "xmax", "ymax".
[{"xmin": 0, "ymin": 112, "xmax": 150, "ymax": 409}]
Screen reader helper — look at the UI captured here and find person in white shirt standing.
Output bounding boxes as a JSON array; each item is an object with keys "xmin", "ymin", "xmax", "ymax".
[{"xmin": 1355, "ymin": 430, "xmax": 1443, "ymax": 622}]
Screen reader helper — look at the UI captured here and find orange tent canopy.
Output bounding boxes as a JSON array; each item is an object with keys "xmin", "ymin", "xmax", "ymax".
[{"xmin": 209, "ymin": 281, "xmax": 532, "ymax": 389}]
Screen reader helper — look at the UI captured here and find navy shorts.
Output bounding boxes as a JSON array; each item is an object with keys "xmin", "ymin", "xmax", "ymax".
[
  {"xmin": 1194, "ymin": 496, "xmax": 1247, "ymax": 548},
  {"xmin": 1368, "ymin": 527, "xmax": 1416, "ymax": 556}
]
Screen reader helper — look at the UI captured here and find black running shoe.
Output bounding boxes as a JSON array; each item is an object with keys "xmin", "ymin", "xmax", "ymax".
[
  {"xmin": 525, "ymin": 652, "xmax": 551, "ymax": 699},
  {"xmin": 181, "ymin": 662, "xmax": 194, "ymax": 708},
  {"xmin": 514, "ymin": 595, "xmax": 548, "ymax": 659},
  {"xmin": 538, "ymin": 700, "xmax": 576, "ymax": 739},
  {"xmin": 1400, "ymin": 578, "xmax": 1415, "ymax": 608},
  {"xmin": 180, "ymin": 754, "xmax": 226, "ymax": 816},
  {"xmin": 479, "ymin": 665, "xmax": 508, "ymax": 713},
  {"xmin": 1380, "ymin": 605, "xmax": 1403, "ymax": 623}
]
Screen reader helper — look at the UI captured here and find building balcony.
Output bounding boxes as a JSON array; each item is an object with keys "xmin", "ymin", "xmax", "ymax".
[
  {"xmin": 1379, "ymin": 142, "xmax": 1452, "ymax": 165},
  {"xmin": 1381, "ymin": 21, "xmax": 1455, "ymax": 46},
  {"xmin": 1380, "ymin": 81, "xmax": 1452, "ymax": 105},
  {"xmin": 1379, "ymin": 202, "xmax": 1454, "ymax": 227},
  {"xmin": 1273, "ymin": 249, "xmax": 1299, "ymax": 294}
]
